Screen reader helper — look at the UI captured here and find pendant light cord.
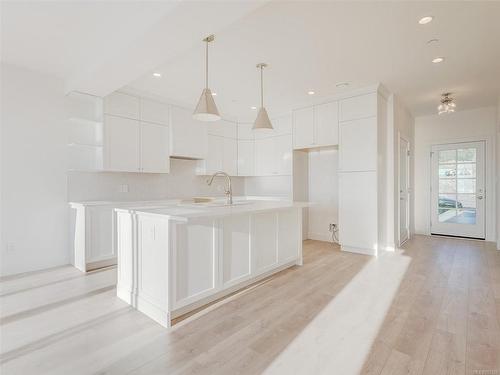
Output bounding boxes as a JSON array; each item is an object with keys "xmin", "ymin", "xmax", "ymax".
[
  {"xmin": 260, "ymin": 65, "xmax": 264, "ymax": 108},
  {"xmin": 205, "ymin": 39, "xmax": 209, "ymax": 89}
]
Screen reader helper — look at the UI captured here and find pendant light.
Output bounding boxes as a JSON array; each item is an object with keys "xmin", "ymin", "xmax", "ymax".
[
  {"xmin": 253, "ymin": 63, "xmax": 273, "ymax": 130},
  {"xmin": 437, "ymin": 92, "xmax": 456, "ymax": 115},
  {"xmin": 193, "ymin": 35, "xmax": 220, "ymax": 121}
]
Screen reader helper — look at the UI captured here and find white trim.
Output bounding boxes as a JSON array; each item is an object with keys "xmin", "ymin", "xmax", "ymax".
[{"xmin": 398, "ymin": 133, "xmax": 411, "ymax": 247}]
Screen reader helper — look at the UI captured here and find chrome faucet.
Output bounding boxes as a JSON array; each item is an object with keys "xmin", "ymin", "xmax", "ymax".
[{"xmin": 207, "ymin": 171, "xmax": 233, "ymax": 204}]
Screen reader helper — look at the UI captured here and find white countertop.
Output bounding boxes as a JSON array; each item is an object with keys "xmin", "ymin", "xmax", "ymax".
[{"xmin": 116, "ymin": 199, "xmax": 308, "ymax": 222}]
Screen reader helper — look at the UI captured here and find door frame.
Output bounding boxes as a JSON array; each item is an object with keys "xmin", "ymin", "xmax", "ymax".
[
  {"xmin": 398, "ymin": 134, "xmax": 411, "ymax": 246},
  {"xmin": 427, "ymin": 134, "xmax": 495, "ymax": 240}
]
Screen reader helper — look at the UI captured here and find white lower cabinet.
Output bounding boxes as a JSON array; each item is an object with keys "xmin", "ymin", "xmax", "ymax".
[{"xmin": 172, "ymin": 219, "xmax": 219, "ymax": 307}]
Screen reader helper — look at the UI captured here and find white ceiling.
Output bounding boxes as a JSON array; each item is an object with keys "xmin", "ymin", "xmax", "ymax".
[
  {"xmin": 128, "ymin": 1, "xmax": 500, "ymax": 119},
  {"xmin": 2, "ymin": 1, "xmax": 499, "ymax": 118}
]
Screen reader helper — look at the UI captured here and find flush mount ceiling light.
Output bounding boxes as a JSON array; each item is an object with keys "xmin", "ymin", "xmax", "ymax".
[
  {"xmin": 193, "ymin": 34, "xmax": 220, "ymax": 122},
  {"xmin": 432, "ymin": 57, "xmax": 445, "ymax": 63},
  {"xmin": 252, "ymin": 63, "xmax": 273, "ymax": 131},
  {"xmin": 419, "ymin": 16, "xmax": 433, "ymax": 24},
  {"xmin": 251, "ymin": 106, "xmax": 257, "ymax": 110},
  {"xmin": 212, "ymin": 92, "xmax": 217, "ymax": 96},
  {"xmin": 438, "ymin": 92, "xmax": 456, "ymax": 115},
  {"xmin": 153, "ymin": 72, "xmax": 162, "ymax": 77},
  {"xmin": 307, "ymin": 90, "xmax": 315, "ymax": 95}
]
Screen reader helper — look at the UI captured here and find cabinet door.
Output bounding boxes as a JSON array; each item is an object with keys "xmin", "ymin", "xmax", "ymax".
[
  {"xmin": 293, "ymin": 107, "xmax": 314, "ymax": 149},
  {"xmin": 252, "ymin": 212, "xmax": 278, "ymax": 275},
  {"xmin": 173, "ymin": 219, "xmax": 219, "ymax": 307},
  {"xmin": 170, "ymin": 106, "xmax": 208, "ymax": 159},
  {"xmin": 339, "ymin": 117, "xmax": 377, "ymax": 172},
  {"xmin": 338, "ymin": 171, "xmax": 378, "ymax": 253},
  {"xmin": 274, "ymin": 135, "xmax": 292, "ymax": 175},
  {"xmin": 222, "ymin": 216, "xmax": 251, "ymax": 287},
  {"xmin": 104, "ymin": 92, "xmax": 140, "ymax": 119},
  {"xmin": 223, "ymin": 137, "xmax": 238, "ymax": 176},
  {"xmin": 237, "ymin": 140, "xmax": 255, "ymax": 176},
  {"xmin": 339, "ymin": 93, "xmax": 377, "ymax": 122},
  {"xmin": 237, "ymin": 123, "xmax": 254, "ymax": 140},
  {"xmin": 210, "ymin": 119, "xmax": 238, "ymax": 139},
  {"xmin": 104, "ymin": 115, "xmax": 140, "ymax": 172},
  {"xmin": 315, "ymin": 101, "xmax": 339, "ymax": 146},
  {"xmin": 140, "ymin": 122, "xmax": 170, "ymax": 173},
  {"xmin": 141, "ymin": 99, "xmax": 169, "ymax": 125},
  {"xmin": 277, "ymin": 210, "xmax": 299, "ymax": 263},
  {"xmin": 255, "ymin": 138, "xmax": 275, "ymax": 176},
  {"xmin": 205, "ymin": 135, "xmax": 224, "ymax": 174}
]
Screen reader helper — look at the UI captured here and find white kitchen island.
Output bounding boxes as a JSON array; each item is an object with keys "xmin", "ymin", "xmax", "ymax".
[{"xmin": 115, "ymin": 199, "xmax": 306, "ymax": 328}]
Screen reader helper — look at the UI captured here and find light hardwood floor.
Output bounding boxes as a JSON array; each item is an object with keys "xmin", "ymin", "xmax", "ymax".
[{"xmin": 0, "ymin": 235, "xmax": 499, "ymax": 374}]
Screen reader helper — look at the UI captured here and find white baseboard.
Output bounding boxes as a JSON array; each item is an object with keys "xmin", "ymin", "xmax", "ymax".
[
  {"xmin": 341, "ymin": 245, "xmax": 376, "ymax": 256},
  {"xmin": 307, "ymin": 232, "xmax": 332, "ymax": 242},
  {"xmin": 117, "ymin": 286, "xmax": 170, "ymax": 328}
]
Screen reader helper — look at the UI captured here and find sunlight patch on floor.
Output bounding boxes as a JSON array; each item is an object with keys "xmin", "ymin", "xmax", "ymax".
[{"xmin": 263, "ymin": 251, "xmax": 411, "ymax": 375}]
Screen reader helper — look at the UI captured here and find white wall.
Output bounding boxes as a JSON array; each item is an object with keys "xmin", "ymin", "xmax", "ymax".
[
  {"xmin": 1, "ymin": 64, "xmax": 69, "ymax": 276},
  {"xmin": 308, "ymin": 149, "xmax": 338, "ymax": 241},
  {"xmin": 414, "ymin": 106, "xmax": 497, "ymax": 241},
  {"xmin": 497, "ymin": 97, "xmax": 500, "ymax": 249},
  {"xmin": 68, "ymin": 159, "xmax": 245, "ymax": 202}
]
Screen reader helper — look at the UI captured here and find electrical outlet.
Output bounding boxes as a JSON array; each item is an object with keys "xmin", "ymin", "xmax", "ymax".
[{"xmin": 329, "ymin": 223, "xmax": 337, "ymax": 232}]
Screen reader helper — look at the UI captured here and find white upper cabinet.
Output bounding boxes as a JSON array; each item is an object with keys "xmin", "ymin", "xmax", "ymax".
[
  {"xmin": 237, "ymin": 123, "xmax": 254, "ymax": 140},
  {"xmin": 339, "ymin": 93, "xmax": 377, "ymax": 122},
  {"xmin": 140, "ymin": 99, "xmax": 169, "ymax": 126},
  {"xmin": 275, "ymin": 135, "xmax": 292, "ymax": 175},
  {"xmin": 104, "ymin": 92, "xmax": 140, "ymax": 119},
  {"xmin": 237, "ymin": 140, "xmax": 255, "ymax": 176},
  {"xmin": 293, "ymin": 107, "xmax": 314, "ymax": 149},
  {"xmin": 223, "ymin": 137, "xmax": 238, "ymax": 176},
  {"xmin": 255, "ymin": 135, "xmax": 292, "ymax": 176},
  {"xmin": 209, "ymin": 119, "xmax": 238, "ymax": 139},
  {"xmin": 104, "ymin": 115, "xmax": 141, "ymax": 172},
  {"xmin": 170, "ymin": 106, "xmax": 208, "ymax": 159},
  {"xmin": 140, "ymin": 122, "xmax": 170, "ymax": 173},
  {"xmin": 273, "ymin": 115, "xmax": 292, "ymax": 136},
  {"xmin": 315, "ymin": 101, "xmax": 339, "ymax": 147},
  {"xmin": 292, "ymin": 102, "xmax": 338, "ymax": 150}
]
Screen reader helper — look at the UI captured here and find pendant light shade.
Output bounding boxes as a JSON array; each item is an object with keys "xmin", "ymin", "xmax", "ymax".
[
  {"xmin": 193, "ymin": 35, "xmax": 220, "ymax": 122},
  {"xmin": 253, "ymin": 63, "xmax": 273, "ymax": 130}
]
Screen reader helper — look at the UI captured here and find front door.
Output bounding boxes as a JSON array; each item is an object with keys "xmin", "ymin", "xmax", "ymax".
[{"xmin": 430, "ymin": 141, "xmax": 485, "ymax": 239}]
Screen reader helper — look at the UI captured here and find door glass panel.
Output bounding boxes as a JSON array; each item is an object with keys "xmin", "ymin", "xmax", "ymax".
[
  {"xmin": 457, "ymin": 163, "xmax": 476, "ymax": 178},
  {"xmin": 437, "ymin": 147, "xmax": 478, "ymax": 226},
  {"xmin": 439, "ymin": 165, "xmax": 456, "ymax": 177},
  {"xmin": 439, "ymin": 150, "xmax": 456, "ymax": 163},
  {"xmin": 457, "ymin": 179, "xmax": 475, "ymax": 193},
  {"xmin": 439, "ymin": 179, "xmax": 456, "ymax": 193},
  {"xmin": 457, "ymin": 148, "xmax": 476, "ymax": 162}
]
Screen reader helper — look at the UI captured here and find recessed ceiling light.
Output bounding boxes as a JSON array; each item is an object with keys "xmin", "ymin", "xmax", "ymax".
[
  {"xmin": 307, "ymin": 91, "xmax": 315, "ymax": 95},
  {"xmin": 336, "ymin": 82, "xmax": 349, "ymax": 88},
  {"xmin": 251, "ymin": 106, "xmax": 257, "ymax": 110},
  {"xmin": 432, "ymin": 57, "xmax": 444, "ymax": 64},
  {"xmin": 418, "ymin": 16, "xmax": 433, "ymax": 25},
  {"xmin": 153, "ymin": 72, "xmax": 162, "ymax": 77},
  {"xmin": 212, "ymin": 92, "xmax": 217, "ymax": 96}
]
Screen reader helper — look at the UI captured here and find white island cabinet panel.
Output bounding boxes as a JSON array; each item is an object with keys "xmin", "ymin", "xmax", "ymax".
[
  {"xmin": 252, "ymin": 212, "xmax": 278, "ymax": 275},
  {"xmin": 173, "ymin": 219, "xmax": 218, "ymax": 308},
  {"xmin": 278, "ymin": 210, "xmax": 300, "ymax": 263},
  {"xmin": 222, "ymin": 216, "xmax": 251, "ymax": 288},
  {"xmin": 138, "ymin": 216, "xmax": 169, "ymax": 308}
]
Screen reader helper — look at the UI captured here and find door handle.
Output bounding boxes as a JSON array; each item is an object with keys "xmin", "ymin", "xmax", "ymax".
[{"xmin": 477, "ymin": 195, "xmax": 483, "ymax": 200}]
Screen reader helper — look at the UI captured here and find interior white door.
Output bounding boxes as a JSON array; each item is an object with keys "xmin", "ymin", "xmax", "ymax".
[
  {"xmin": 399, "ymin": 137, "xmax": 410, "ymax": 245},
  {"xmin": 431, "ymin": 141, "xmax": 485, "ymax": 239}
]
